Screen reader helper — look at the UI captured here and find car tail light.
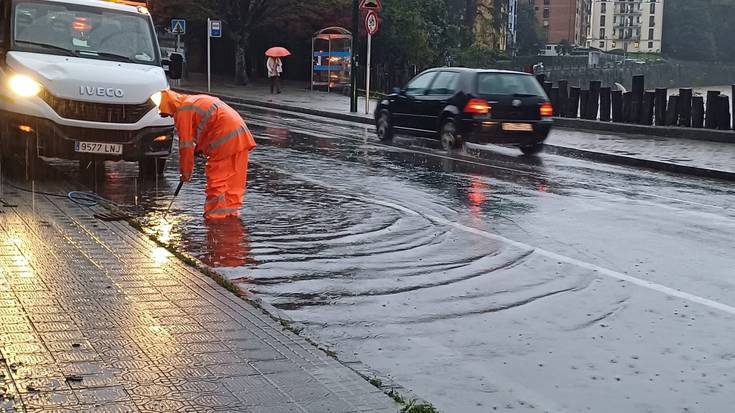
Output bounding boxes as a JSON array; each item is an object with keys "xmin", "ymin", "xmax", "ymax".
[
  {"xmin": 540, "ymin": 102, "xmax": 554, "ymax": 117},
  {"xmin": 464, "ymin": 99, "xmax": 491, "ymax": 115}
]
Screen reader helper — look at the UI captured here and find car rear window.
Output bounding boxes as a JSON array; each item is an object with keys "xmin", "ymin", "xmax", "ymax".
[{"xmin": 477, "ymin": 73, "xmax": 546, "ymax": 97}]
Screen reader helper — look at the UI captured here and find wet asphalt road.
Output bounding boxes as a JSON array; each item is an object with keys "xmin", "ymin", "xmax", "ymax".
[{"xmin": 28, "ymin": 107, "xmax": 735, "ymax": 413}]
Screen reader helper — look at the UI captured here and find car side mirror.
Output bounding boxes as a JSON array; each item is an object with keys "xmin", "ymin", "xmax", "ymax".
[
  {"xmin": 168, "ymin": 53, "xmax": 184, "ymax": 80},
  {"xmin": 393, "ymin": 87, "xmax": 403, "ymax": 95}
]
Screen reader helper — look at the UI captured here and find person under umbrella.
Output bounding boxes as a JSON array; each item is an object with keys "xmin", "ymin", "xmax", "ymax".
[{"xmin": 266, "ymin": 47, "xmax": 290, "ymax": 94}]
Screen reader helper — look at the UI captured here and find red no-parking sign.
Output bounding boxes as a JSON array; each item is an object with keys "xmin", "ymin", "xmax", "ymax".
[{"xmin": 365, "ymin": 10, "xmax": 379, "ymax": 36}]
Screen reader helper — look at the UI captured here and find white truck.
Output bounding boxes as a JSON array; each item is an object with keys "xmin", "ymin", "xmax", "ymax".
[{"xmin": 0, "ymin": 0, "xmax": 174, "ymax": 177}]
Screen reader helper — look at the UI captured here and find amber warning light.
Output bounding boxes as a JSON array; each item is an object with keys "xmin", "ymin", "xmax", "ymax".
[{"xmin": 72, "ymin": 17, "xmax": 91, "ymax": 32}]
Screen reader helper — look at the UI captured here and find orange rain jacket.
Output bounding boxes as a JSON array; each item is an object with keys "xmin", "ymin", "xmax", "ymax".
[{"xmin": 159, "ymin": 90, "xmax": 256, "ymax": 181}]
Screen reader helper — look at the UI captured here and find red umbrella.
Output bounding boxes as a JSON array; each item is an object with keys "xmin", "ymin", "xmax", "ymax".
[{"xmin": 265, "ymin": 47, "xmax": 291, "ymax": 58}]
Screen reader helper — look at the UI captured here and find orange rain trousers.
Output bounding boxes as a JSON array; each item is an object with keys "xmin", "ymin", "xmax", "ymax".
[{"xmin": 204, "ymin": 150, "xmax": 249, "ymax": 219}]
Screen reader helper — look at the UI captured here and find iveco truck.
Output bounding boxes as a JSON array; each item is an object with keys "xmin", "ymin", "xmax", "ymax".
[{"xmin": 0, "ymin": 0, "xmax": 174, "ymax": 176}]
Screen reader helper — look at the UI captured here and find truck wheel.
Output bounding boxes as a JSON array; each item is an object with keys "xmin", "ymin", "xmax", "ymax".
[{"xmin": 139, "ymin": 158, "xmax": 167, "ymax": 179}]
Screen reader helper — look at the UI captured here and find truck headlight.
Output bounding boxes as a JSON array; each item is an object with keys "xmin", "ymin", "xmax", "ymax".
[
  {"xmin": 8, "ymin": 75, "xmax": 42, "ymax": 97},
  {"xmin": 150, "ymin": 91, "xmax": 162, "ymax": 106}
]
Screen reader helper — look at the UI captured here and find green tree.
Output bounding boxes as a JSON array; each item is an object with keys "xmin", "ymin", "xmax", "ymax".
[
  {"xmin": 149, "ymin": 0, "xmax": 350, "ymax": 84},
  {"xmin": 373, "ymin": 0, "xmax": 461, "ymax": 71},
  {"xmin": 555, "ymin": 39, "xmax": 573, "ymax": 56},
  {"xmin": 515, "ymin": 0, "xmax": 542, "ymax": 56}
]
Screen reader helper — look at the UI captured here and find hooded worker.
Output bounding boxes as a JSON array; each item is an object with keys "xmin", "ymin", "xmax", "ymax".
[{"xmin": 159, "ymin": 90, "xmax": 256, "ymax": 219}]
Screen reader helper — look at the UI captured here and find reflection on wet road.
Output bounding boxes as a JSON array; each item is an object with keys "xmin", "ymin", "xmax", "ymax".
[{"xmin": 39, "ymin": 107, "xmax": 735, "ymax": 412}]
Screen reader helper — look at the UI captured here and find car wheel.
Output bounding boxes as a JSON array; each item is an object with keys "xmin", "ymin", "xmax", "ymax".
[
  {"xmin": 440, "ymin": 119, "xmax": 462, "ymax": 151},
  {"xmin": 139, "ymin": 158, "xmax": 167, "ymax": 179},
  {"xmin": 520, "ymin": 143, "xmax": 544, "ymax": 155},
  {"xmin": 376, "ymin": 110, "xmax": 394, "ymax": 141}
]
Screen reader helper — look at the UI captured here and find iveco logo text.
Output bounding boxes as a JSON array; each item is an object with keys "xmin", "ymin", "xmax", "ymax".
[{"xmin": 79, "ymin": 86, "xmax": 125, "ymax": 98}]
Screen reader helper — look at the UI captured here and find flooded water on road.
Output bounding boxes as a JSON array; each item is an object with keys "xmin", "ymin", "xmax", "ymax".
[{"xmin": 32, "ymin": 110, "xmax": 735, "ymax": 413}]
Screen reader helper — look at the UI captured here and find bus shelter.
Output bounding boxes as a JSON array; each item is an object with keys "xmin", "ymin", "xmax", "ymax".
[{"xmin": 311, "ymin": 27, "xmax": 352, "ymax": 91}]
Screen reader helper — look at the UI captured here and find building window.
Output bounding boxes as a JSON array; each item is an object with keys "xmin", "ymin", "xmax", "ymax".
[
  {"xmin": 648, "ymin": 41, "xmax": 654, "ymax": 49},
  {"xmin": 612, "ymin": 41, "xmax": 617, "ymax": 48},
  {"xmin": 600, "ymin": 15, "xmax": 605, "ymax": 26},
  {"xmin": 544, "ymin": 0, "xmax": 549, "ymax": 4},
  {"xmin": 600, "ymin": 28, "xmax": 606, "ymax": 39},
  {"xmin": 543, "ymin": 8, "xmax": 549, "ymax": 18},
  {"xmin": 601, "ymin": 3, "xmax": 606, "ymax": 13},
  {"xmin": 634, "ymin": 41, "xmax": 640, "ymax": 48},
  {"xmin": 649, "ymin": 28, "xmax": 654, "ymax": 40},
  {"xmin": 649, "ymin": 16, "xmax": 655, "ymax": 26},
  {"xmin": 599, "ymin": 41, "xmax": 605, "ymax": 48},
  {"xmin": 650, "ymin": 3, "xmax": 655, "ymax": 14}
]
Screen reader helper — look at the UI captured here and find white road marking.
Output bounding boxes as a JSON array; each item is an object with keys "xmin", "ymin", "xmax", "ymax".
[{"xmin": 286, "ymin": 169, "xmax": 735, "ymax": 318}]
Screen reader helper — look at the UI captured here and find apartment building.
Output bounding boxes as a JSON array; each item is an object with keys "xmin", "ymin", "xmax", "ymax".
[
  {"xmin": 532, "ymin": 0, "xmax": 590, "ymax": 46},
  {"xmin": 587, "ymin": 0, "xmax": 664, "ymax": 53}
]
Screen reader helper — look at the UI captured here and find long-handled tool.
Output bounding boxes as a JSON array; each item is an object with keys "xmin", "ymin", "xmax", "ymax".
[{"xmin": 162, "ymin": 181, "xmax": 184, "ymax": 221}]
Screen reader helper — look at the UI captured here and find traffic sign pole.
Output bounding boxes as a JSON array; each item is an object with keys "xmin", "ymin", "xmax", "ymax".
[
  {"xmin": 364, "ymin": 11, "xmax": 379, "ymax": 114},
  {"xmin": 350, "ymin": 0, "xmax": 359, "ymax": 113},
  {"xmin": 207, "ymin": 18, "xmax": 211, "ymax": 92},
  {"xmin": 365, "ymin": 33, "xmax": 371, "ymax": 115}
]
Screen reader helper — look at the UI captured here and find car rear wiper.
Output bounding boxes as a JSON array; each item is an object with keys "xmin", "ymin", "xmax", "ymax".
[
  {"xmin": 14, "ymin": 40, "xmax": 77, "ymax": 56},
  {"xmin": 80, "ymin": 51, "xmax": 136, "ymax": 63},
  {"xmin": 512, "ymin": 93, "xmax": 538, "ymax": 97}
]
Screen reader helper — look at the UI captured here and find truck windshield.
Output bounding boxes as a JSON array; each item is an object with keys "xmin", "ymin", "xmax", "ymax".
[{"xmin": 11, "ymin": 0, "xmax": 159, "ymax": 66}]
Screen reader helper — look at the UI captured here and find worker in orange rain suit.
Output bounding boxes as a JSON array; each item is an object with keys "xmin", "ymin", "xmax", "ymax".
[{"xmin": 159, "ymin": 90, "xmax": 256, "ymax": 219}]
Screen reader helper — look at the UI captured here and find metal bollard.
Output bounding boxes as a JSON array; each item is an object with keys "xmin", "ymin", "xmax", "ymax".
[
  {"xmin": 568, "ymin": 87, "xmax": 581, "ymax": 118},
  {"xmin": 558, "ymin": 80, "xmax": 569, "ymax": 117},
  {"xmin": 588, "ymin": 81, "xmax": 601, "ymax": 120},
  {"xmin": 641, "ymin": 91, "xmax": 655, "ymax": 126},
  {"xmin": 600, "ymin": 87, "xmax": 612, "ymax": 122},
  {"xmin": 677, "ymin": 88, "xmax": 693, "ymax": 127},
  {"xmin": 631, "ymin": 75, "xmax": 645, "ymax": 124},
  {"xmin": 705, "ymin": 90, "xmax": 721, "ymax": 129},
  {"xmin": 611, "ymin": 90, "xmax": 623, "ymax": 122},
  {"xmin": 691, "ymin": 96, "xmax": 705, "ymax": 128},
  {"xmin": 654, "ymin": 88, "xmax": 667, "ymax": 126},
  {"xmin": 665, "ymin": 95, "xmax": 679, "ymax": 126}
]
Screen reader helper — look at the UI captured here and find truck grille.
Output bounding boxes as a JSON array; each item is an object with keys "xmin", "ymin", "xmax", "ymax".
[
  {"xmin": 40, "ymin": 91, "xmax": 155, "ymax": 124},
  {"xmin": 54, "ymin": 125, "xmax": 137, "ymax": 144}
]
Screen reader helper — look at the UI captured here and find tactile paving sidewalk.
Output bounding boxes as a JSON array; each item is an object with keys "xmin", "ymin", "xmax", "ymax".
[{"xmin": 0, "ymin": 184, "xmax": 397, "ymax": 412}]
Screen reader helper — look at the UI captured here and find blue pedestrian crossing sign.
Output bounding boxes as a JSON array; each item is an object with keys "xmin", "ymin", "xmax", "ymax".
[{"xmin": 171, "ymin": 19, "xmax": 186, "ymax": 35}]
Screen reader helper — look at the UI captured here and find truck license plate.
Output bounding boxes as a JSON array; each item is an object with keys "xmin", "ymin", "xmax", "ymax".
[
  {"xmin": 75, "ymin": 142, "xmax": 123, "ymax": 155},
  {"xmin": 502, "ymin": 123, "xmax": 534, "ymax": 132}
]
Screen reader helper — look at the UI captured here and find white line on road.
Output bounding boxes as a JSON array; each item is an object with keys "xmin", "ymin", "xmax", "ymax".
[{"xmin": 285, "ymin": 169, "xmax": 735, "ymax": 318}]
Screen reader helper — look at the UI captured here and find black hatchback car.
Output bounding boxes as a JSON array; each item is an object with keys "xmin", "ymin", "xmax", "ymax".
[{"xmin": 374, "ymin": 68, "xmax": 554, "ymax": 154}]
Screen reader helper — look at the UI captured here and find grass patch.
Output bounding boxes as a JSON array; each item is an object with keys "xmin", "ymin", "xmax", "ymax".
[
  {"xmin": 388, "ymin": 389, "xmax": 441, "ymax": 413},
  {"xmin": 369, "ymin": 377, "xmax": 383, "ymax": 388}
]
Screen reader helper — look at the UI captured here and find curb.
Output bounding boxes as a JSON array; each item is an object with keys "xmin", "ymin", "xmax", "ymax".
[
  {"xmin": 175, "ymin": 87, "xmax": 374, "ymax": 126},
  {"xmin": 178, "ymin": 87, "xmax": 735, "ymax": 182},
  {"xmin": 544, "ymin": 143, "xmax": 735, "ymax": 181},
  {"xmin": 553, "ymin": 118, "xmax": 735, "ymax": 143},
  {"xmin": 124, "ymin": 217, "xmax": 416, "ymax": 411}
]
